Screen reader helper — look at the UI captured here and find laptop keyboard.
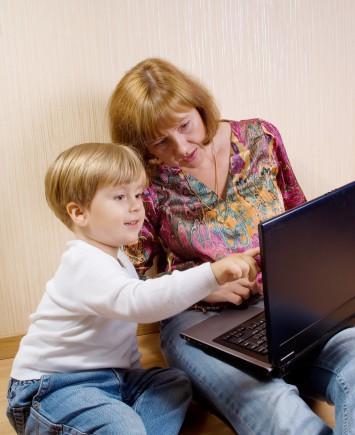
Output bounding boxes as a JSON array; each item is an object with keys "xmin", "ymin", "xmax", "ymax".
[{"xmin": 214, "ymin": 313, "xmax": 268, "ymax": 355}]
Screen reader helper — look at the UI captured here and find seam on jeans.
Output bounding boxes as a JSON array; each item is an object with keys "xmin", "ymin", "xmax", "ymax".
[
  {"xmin": 32, "ymin": 375, "xmax": 51, "ymax": 405},
  {"xmin": 111, "ymin": 368, "xmax": 124, "ymax": 400},
  {"xmin": 6, "ymin": 379, "xmax": 14, "ymax": 400},
  {"xmin": 8, "ymin": 406, "xmax": 30, "ymax": 433},
  {"xmin": 311, "ymin": 363, "xmax": 350, "ymax": 435},
  {"xmin": 336, "ymin": 371, "xmax": 349, "ymax": 435},
  {"xmin": 62, "ymin": 423, "xmax": 90, "ymax": 435},
  {"xmin": 132, "ymin": 389, "xmax": 145, "ymax": 413}
]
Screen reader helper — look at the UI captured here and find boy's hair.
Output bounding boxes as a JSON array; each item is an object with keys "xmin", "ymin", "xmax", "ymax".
[
  {"xmin": 45, "ymin": 143, "xmax": 146, "ymax": 229},
  {"xmin": 108, "ymin": 58, "xmax": 220, "ymax": 161}
]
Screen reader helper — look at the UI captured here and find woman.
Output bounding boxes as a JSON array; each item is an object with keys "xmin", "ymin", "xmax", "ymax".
[{"xmin": 108, "ymin": 58, "xmax": 355, "ymax": 434}]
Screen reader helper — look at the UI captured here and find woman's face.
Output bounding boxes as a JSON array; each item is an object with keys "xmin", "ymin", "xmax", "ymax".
[{"xmin": 146, "ymin": 108, "xmax": 207, "ymax": 169}]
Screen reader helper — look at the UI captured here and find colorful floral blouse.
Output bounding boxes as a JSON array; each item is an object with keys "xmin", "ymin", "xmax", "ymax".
[{"xmin": 128, "ymin": 119, "xmax": 306, "ymax": 276}]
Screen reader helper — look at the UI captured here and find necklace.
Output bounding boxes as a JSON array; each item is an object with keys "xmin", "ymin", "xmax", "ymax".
[
  {"xmin": 211, "ymin": 141, "xmax": 219, "ymax": 197},
  {"xmin": 181, "ymin": 141, "xmax": 228, "ymax": 224},
  {"xmin": 181, "ymin": 141, "xmax": 217, "ymax": 209}
]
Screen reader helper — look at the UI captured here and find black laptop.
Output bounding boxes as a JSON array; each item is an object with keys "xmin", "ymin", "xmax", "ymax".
[{"xmin": 181, "ymin": 181, "xmax": 355, "ymax": 377}]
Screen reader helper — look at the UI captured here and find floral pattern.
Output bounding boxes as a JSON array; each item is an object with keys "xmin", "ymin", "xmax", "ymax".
[{"xmin": 127, "ymin": 119, "xmax": 306, "ymax": 275}]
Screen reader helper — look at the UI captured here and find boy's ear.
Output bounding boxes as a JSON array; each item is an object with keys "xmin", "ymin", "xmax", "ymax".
[{"xmin": 66, "ymin": 202, "xmax": 88, "ymax": 227}]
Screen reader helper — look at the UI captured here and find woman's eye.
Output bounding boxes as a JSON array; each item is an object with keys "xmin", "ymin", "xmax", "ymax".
[
  {"xmin": 114, "ymin": 195, "xmax": 124, "ymax": 201},
  {"xmin": 180, "ymin": 120, "xmax": 190, "ymax": 130},
  {"xmin": 154, "ymin": 138, "xmax": 166, "ymax": 147}
]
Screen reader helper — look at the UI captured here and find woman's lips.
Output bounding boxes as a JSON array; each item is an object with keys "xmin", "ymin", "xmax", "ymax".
[{"xmin": 181, "ymin": 148, "xmax": 197, "ymax": 163}]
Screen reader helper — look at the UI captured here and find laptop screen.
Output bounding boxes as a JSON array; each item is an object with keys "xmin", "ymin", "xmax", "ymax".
[{"xmin": 259, "ymin": 182, "xmax": 355, "ymax": 365}]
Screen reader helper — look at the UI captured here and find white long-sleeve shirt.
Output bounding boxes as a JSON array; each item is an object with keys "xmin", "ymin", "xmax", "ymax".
[{"xmin": 11, "ymin": 240, "xmax": 218, "ymax": 380}]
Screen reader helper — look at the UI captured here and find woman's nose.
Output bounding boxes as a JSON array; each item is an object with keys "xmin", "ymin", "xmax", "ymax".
[{"xmin": 172, "ymin": 134, "xmax": 189, "ymax": 155}]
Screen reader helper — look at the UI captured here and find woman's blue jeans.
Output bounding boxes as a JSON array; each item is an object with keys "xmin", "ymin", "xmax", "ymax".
[
  {"xmin": 7, "ymin": 367, "xmax": 192, "ymax": 434},
  {"xmin": 161, "ymin": 310, "xmax": 355, "ymax": 435}
]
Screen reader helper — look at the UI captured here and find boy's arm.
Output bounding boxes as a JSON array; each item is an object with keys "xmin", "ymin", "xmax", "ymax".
[
  {"xmin": 67, "ymin": 249, "xmax": 258, "ymax": 324},
  {"xmin": 109, "ymin": 252, "xmax": 257, "ymax": 323},
  {"xmin": 211, "ymin": 249, "xmax": 259, "ymax": 285}
]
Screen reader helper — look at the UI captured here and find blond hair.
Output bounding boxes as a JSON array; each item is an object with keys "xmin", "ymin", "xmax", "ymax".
[
  {"xmin": 45, "ymin": 142, "xmax": 146, "ymax": 229},
  {"xmin": 108, "ymin": 58, "xmax": 220, "ymax": 161}
]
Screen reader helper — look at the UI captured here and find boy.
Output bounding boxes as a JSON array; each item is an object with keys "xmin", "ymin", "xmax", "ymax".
[{"xmin": 7, "ymin": 143, "xmax": 258, "ymax": 434}]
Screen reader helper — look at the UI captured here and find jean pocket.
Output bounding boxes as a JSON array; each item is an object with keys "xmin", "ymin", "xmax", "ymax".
[
  {"xmin": 25, "ymin": 408, "xmax": 89, "ymax": 435},
  {"xmin": 26, "ymin": 408, "xmax": 62, "ymax": 434},
  {"xmin": 7, "ymin": 405, "xmax": 31, "ymax": 434}
]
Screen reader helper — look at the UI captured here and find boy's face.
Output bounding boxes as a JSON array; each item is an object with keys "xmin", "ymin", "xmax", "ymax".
[{"xmin": 80, "ymin": 177, "xmax": 146, "ymax": 257}]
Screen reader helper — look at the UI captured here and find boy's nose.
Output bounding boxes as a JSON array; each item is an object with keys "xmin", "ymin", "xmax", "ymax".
[{"xmin": 129, "ymin": 197, "xmax": 142, "ymax": 212}]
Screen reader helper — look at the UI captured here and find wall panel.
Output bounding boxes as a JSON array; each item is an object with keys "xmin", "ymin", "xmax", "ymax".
[{"xmin": 0, "ymin": 0, "xmax": 354, "ymax": 337}]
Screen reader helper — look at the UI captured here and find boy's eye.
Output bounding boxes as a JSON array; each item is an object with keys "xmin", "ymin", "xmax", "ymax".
[
  {"xmin": 135, "ymin": 192, "xmax": 143, "ymax": 199},
  {"xmin": 114, "ymin": 195, "xmax": 124, "ymax": 201}
]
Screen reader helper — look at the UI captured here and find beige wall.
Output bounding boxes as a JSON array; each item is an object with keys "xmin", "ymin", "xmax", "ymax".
[{"xmin": 1, "ymin": 0, "xmax": 354, "ymax": 337}]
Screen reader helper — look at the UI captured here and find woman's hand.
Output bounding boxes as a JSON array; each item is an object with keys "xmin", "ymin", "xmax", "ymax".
[{"xmin": 204, "ymin": 277, "xmax": 262, "ymax": 305}]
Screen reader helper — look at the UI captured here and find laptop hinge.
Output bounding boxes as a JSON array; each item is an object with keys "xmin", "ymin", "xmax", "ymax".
[{"xmin": 280, "ymin": 350, "xmax": 295, "ymax": 363}]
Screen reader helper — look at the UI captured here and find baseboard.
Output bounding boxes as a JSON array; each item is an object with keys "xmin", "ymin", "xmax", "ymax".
[{"xmin": 0, "ymin": 335, "xmax": 22, "ymax": 360}]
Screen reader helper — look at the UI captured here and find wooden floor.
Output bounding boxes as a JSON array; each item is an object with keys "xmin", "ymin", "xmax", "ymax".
[{"xmin": 0, "ymin": 333, "xmax": 334, "ymax": 434}]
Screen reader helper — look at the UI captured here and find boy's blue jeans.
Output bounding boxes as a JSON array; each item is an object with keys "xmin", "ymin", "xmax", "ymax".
[{"xmin": 7, "ymin": 367, "xmax": 192, "ymax": 434}]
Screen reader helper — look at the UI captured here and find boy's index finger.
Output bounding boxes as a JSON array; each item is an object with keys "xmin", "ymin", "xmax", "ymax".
[{"xmin": 243, "ymin": 247, "xmax": 260, "ymax": 257}]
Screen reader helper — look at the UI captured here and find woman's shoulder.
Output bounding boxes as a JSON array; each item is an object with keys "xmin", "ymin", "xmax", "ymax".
[
  {"xmin": 141, "ymin": 171, "xmax": 172, "ymax": 214},
  {"xmin": 229, "ymin": 118, "xmax": 280, "ymax": 142},
  {"xmin": 144, "ymin": 162, "xmax": 183, "ymax": 193}
]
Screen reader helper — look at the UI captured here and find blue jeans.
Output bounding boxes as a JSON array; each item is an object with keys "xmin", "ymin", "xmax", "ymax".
[
  {"xmin": 160, "ymin": 310, "xmax": 355, "ymax": 435},
  {"xmin": 7, "ymin": 367, "xmax": 192, "ymax": 434}
]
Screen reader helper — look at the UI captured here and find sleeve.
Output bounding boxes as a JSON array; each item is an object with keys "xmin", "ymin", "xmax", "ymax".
[
  {"xmin": 62, "ymin": 253, "xmax": 218, "ymax": 324},
  {"xmin": 261, "ymin": 120, "xmax": 307, "ymax": 209},
  {"xmin": 125, "ymin": 186, "xmax": 166, "ymax": 276}
]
